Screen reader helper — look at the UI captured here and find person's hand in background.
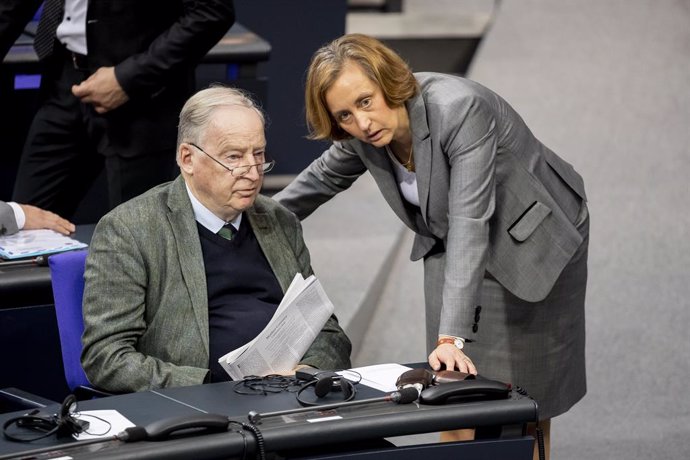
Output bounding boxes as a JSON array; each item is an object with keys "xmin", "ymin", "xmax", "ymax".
[
  {"xmin": 72, "ymin": 67, "xmax": 130, "ymax": 114},
  {"xmin": 20, "ymin": 204, "xmax": 75, "ymax": 235}
]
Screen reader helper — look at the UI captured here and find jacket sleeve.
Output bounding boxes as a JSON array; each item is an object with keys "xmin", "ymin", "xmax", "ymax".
[
  {"xmin": 0, "ymin": 201, "xmax": 19, "ymax": 236},
  {"xmin": 273, "ymin": 142, "xmax": 368, "ymax": 221},
  {"xmin": 81, "ymin": 212, "xmax": 209, "ymax": 392},
  {"xmin": 434, "ymin": 93, "xmax": 497, "ymax": 340},
  {"xmin": 113, "ymin": 0, "xmax": 235, "ymax": 99},
  {"xmin": 278, "ymin": 208, "xmax": 353, "ymax": 370}
]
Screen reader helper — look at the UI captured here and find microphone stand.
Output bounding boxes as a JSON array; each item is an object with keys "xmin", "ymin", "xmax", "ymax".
[
  {"xmin": 0, "ymin": 255, "xmax": 50, "ymax": 268},
  {"xmin": 248, "ymin": 388, "xmax": 418, "ymax": 424}
]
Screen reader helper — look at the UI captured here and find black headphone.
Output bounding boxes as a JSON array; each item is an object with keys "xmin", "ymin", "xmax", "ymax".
[
  {"xmin": 296, "ymin": 371, "xmax": 357, "ymax": 407},
  {"xmin": 3, "ymin": 394, "xmax": 89, "ymax": 442}
]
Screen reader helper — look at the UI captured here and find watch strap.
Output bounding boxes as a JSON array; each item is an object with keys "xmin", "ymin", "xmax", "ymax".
[{"xmin": 436, "ymin": 336, "xmax": 464, "ymax": 350}]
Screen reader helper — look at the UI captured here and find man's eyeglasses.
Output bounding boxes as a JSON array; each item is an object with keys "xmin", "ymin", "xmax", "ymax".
[{"xmin": 188, "ymin": 142, "xmax": 275, "ymax": 177}]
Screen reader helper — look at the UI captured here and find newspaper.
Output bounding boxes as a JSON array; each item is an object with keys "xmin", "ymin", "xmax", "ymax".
[
  {"xmin": 0, "ymin": 229, "xmax": 87, "ymax": 259},
  {"xmin": 218, "ymin": 273, "xmax": 334, "ymax": 380}
]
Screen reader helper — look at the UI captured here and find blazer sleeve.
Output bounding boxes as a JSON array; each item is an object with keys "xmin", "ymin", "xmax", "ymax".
[
  {"xmin": 113, "ymin": 0, "xmax": 235, "ymax": 99},
  {"xmin": 273, "ymin": 142, "xmax": 368, "ymax": 220},
  {"xmin": 434, "ymin": 93, "xmax": 498, "ymax": 339},
  {"xmin": 275, "ymin": 206, "xmax": 353, "ymax": 370},
  {"xmin": 0, "ymin": 201, "xmax": 19, "ymax": 236},
  {"xmin": 81, "ymin": 212, "xmax": 209, "ymax": 392}
]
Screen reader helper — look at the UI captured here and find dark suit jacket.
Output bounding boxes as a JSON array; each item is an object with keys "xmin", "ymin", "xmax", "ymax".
[
  {"xmin": 81, "ymin": 176, "xmax": 352, "ymax": 393},
  {"xmin": 274, "ymin": 73, "xmax": 587, "ymax": 340},
  {"xmin": 0, "ymin": 0, "xmax": 235, "ymax": 156}
]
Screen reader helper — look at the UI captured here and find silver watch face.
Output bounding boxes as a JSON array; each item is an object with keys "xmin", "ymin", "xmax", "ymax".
[{"xmin": 454, "ymin": 338, "xmax": 464, "ymax": 350}]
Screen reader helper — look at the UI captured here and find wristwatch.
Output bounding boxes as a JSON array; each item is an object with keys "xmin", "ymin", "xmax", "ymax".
[{"xmin": 437, "ymin": 336, "xmax": 465, "ymax": 350}]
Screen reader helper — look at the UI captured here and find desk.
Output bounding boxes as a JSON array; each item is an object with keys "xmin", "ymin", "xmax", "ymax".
[
  {"xmin": 0, "ymin": 380, "xmax": 537, "ymax": 459},
  {"xmin": 0, "ymin": 225, "xmax": 94, "ymax": 309}
]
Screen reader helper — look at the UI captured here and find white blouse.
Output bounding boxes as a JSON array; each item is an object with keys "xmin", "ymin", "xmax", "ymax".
[{"xmin": 386, "ymin": 145, "xmax": 420, "ymax": 207}]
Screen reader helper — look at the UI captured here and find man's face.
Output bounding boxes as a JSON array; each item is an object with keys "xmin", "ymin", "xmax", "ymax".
[{"xmin": 179, "ymin": 105, "xmax": 266, "ymax": 222}]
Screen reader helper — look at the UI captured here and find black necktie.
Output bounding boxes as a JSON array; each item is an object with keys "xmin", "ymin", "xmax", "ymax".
[
  {"xmin": 34, "ymin": 0, "xmax": 64, "ymax": 60},
  {"xmin": 217, "ymin": 224, "xmax": 237, "ymax": 241}
]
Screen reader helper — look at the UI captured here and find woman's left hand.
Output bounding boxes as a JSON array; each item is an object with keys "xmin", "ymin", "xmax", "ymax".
[{"xmin": 428, "ymin": 344, "xmax": 478, "ymax": 375}]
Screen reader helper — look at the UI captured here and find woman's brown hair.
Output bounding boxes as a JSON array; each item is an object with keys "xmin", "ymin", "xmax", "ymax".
[{"xmin": 305, "ymin": 34, "xmax": 418, "ymax": 141}]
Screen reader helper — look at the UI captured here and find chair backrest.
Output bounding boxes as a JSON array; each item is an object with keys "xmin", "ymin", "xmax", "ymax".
[{"xmin": 48, "ymin": 250, "xmax": 90, "ymax": 392}]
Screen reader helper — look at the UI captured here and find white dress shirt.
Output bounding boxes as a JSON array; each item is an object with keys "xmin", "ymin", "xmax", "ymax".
[
  {"xmin": 56, "ymin": 0, "xmax": 88, "ymax": 55},
  {"xmin": 185, "ymin": 182, "xmax": 241, "ymax": 233}
]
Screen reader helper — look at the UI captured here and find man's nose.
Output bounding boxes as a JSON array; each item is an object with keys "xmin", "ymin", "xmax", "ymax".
[{"xmin": 242, "ymin": 163, "xmax": 262, "ymax": 180}]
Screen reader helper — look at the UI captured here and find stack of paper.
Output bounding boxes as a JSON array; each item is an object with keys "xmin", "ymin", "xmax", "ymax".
[
  {"xmin": 218, "ymin": 273, "xmax": 334, "ymax": 380},
  {"xmin": 0, "ymin": 229, "xmax": 87, "ymax": 260}
]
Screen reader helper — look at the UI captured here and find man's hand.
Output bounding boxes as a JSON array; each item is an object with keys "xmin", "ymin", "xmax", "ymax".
[
  {"xmin": 72, "ymin": 67, "xmax": 130, "ymax": 113},
  {"xmin": 428, "ymin": 344, "xmax": 478, "ymax": 375},
  {"xmin": 20, "ymin": 204, "xmax": 75, "ymax": 235}
]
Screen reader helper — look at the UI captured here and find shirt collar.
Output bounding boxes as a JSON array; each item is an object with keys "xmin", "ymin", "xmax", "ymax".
[{"xmin": 184, "ymin": 182, "xmax": 242, "ymax": 233}]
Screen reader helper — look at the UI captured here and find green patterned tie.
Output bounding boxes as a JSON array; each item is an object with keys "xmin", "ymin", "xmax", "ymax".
[{"xmin": 218, "ymin": 224, "xmax": 237, "ymax": 240}]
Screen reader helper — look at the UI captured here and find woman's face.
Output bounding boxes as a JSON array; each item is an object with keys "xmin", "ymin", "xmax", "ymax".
[{"xmin": 325, "ymin": 61, "xmax": 408, "ymax": 147}]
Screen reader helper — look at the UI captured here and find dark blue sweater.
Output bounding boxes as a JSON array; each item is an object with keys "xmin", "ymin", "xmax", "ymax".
[{"xmin": 197, "ymin": 220, "xmax": 282, "ymax": 382}]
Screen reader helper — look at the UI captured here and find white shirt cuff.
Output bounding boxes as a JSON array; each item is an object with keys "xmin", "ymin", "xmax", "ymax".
[{"xmin": 7, "ymin": 202, "xmax": 26, "ymax": 230}]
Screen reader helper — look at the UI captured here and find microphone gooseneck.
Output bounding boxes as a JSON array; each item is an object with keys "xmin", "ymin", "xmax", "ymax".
[{"xmin": 248, "ymin": 389, "xmax": 418, "ymax": 425}]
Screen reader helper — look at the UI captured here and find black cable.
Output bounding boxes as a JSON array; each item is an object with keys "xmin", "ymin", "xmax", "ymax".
[
  {"xmin": 535, "ymin": 422, "xmax": 546, "ymax": 460},
  {"xmin": 513, "ymin": 385, "xmax": 545, "ymax": 460},
  {"xmin": 73, "ymin": 411, "xmax": 112, "ymax": 437},
  {"xmin": 241, "ymin": 422, "xmax": 265, "ymax": 460},
  {"xmin": 233, "ymin": 375, "xmax": 302, "ymax": 396}
]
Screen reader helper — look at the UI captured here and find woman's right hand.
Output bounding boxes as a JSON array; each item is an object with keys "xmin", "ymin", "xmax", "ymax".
[{"xmin": 428, "ymin": 343, "xmax": 478, "ymax": 375}]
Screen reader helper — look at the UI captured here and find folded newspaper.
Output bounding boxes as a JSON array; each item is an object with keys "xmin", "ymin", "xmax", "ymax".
[{"xmin": 218, "ymin": 273, "xmax": 334, "ymax": 380}]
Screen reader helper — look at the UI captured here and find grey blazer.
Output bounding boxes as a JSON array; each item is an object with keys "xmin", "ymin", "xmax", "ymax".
[
  {"xmin": 0, "ymin": 201, "xmax": 19, "ymax": 236},
  {"xmin": 81, "ymin": 176, "xmax": 351, "ymax": 393},
  {"xmin": 274, "ymin": 73, "xmax": 587, "ymax": 340}
]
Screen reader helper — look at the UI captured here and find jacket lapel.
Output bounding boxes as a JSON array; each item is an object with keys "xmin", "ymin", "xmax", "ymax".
[
  {"xmin": 247, "ymin": 198, "xmax": 302, "ymax": 293},
  {"xmin": 166, "ymin": 177, "xmax": 210, "ymax": 355},
  {"xmin": 406, "ymin": 92, "xmax": 433, "ymax": 225}
]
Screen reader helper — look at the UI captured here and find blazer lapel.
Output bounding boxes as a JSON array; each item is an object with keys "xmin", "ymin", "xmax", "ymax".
[
  {"xmin": 406, "ymin": 92, "xmax": 433, "ymax": 225},
  {"xmin": 166, "ymin": 177, "xmax": 210, "ymax": 355},
  {"xmin": 360, "ymin": 143, "xmax": 423, "ymax": 233},
  {"xmin": 247, "ymin": 199, "xmax": 302, "ymax": 293}
]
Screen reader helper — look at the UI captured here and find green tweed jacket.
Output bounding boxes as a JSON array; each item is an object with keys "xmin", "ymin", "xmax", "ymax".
[{"xmin": 81, "ymin": 176, "xmax": 351, "ymax": 393}]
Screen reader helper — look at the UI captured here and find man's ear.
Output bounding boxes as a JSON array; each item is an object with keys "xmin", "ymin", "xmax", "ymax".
[{"xmin": 178, "ymin": 143, "xmax": 194, "ymax": 174}]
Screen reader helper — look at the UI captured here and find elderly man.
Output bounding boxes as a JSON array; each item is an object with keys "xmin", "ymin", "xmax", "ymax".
[{"xmin": 81, "ymin": 86, "xmax": 351, "ymax": 392}]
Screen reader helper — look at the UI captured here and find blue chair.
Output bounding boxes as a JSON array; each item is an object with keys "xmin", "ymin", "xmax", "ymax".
[{"xmin": 49, "ymin": 250, "xmax": 109, "ymax": 398}]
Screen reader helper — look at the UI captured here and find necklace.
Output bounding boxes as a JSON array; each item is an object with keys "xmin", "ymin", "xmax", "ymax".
[{"xmin": 400, "ymin": 146, "xmax": 415, "ymax": 172}]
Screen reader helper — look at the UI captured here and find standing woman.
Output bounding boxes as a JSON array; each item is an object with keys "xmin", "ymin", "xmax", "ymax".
[{"xmin": 274, "ymin": 34, "xmax": 588, "ymax": 454}]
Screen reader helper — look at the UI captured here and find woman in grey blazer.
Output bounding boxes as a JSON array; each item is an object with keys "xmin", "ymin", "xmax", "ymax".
[{"xmin": 274, "ymin": 34, "xmax": 588, "ymax": 446}]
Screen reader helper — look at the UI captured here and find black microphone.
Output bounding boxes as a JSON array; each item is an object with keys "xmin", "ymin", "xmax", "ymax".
[{"xmin": 247, "ymin": 387, "xmax": 418, "ymax": 425}]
